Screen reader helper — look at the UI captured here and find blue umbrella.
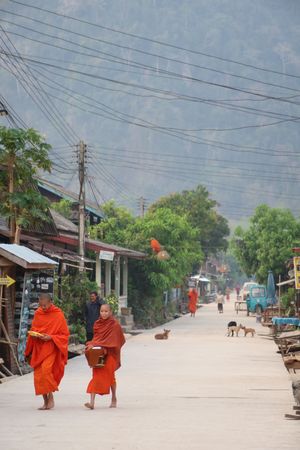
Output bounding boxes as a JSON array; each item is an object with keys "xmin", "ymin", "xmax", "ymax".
[{"xmin": 266, "ymin": 270, "xmax": 276, "ymax": 304}]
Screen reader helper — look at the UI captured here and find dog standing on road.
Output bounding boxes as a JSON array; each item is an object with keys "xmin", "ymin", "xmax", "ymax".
[
  {"xmin": 227, "ymin": 321, "xmax": 237, "ymax": 337},
  {"xmin": 227, "ymin": 321, "xmax": 243, "ymax": 337},
  {"xmin": 240, "ymin": 325, "xmax": 256, "ymax": 337}
]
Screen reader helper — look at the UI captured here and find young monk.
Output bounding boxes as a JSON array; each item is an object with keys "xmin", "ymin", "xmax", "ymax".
[
  {"xmin": 25, "ymin": 293, "xmax": 69, "ymax": 410},
  {"xmin": 85, "ymin": 303, "xmax": 125, "ymax": 410}
]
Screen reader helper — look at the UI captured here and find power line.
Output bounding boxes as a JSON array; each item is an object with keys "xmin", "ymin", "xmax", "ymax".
[
  {"xmin": 90, "ymin": 144, "xmax": 300, "ymax": 170},
  {"xmin": 1, "ymin": 9, "xmax": 300, "ymax": 98},
  {"xmin": 88, "ymin": 156, "xmax": 136, "ymax": 201},
  {"xmin": 88, "ymin": 149, "xmax": 300, "ymax": 180},
  {"xmin": 0, "ymin": 28, "xmax": 78, "ymax": 145},
  {"xmin": 7, "ymin": 0, "xmax": 300, "ymax": 81},
  {"xmin": 90, "ymin": 153, "xmax": 300, "ymax": 185},
  {"xmin": 26, "ymin": 61, "xmax": 300, "ymax": 138},
  {"xmin": 8, "ymin": 63, "xmax": 298, "ymax": 159},
  {"xmin": 2, "ymin": 21, "xmax": 300, "ymax": 105},
  {"xmin": 3, "ymin": 49, "xmax": 300, "ymax": 128},
  {"xmin": 98, "ymin": 157, "xmax": 300, "ymax": 201}
]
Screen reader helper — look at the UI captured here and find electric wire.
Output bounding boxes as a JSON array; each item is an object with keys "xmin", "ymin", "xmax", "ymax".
[
  {"xmin": 9, "ymin": 67, "xmax": 298, "ymax": 158},
  {"xmin": 3, "ymin": 50, "xmax": 300, "ymax": 129},
  {"xmin": 0, "ymin": 26, "xmax": 79, "ymax": 145},
  {"xmin": 0, "ymin": 40, "xmax": 76, "ymax": 145},
  {"xmin": 7, "ymin": 0, "xmax": 300, "ymax": 81},
  {"xmin": 2, "ymin": 22, "xmax": 300, "ymax": 105},
  {"xmin": 27, "ymin": 61, "xmax": 300, "ymax": 138},
  {"xmin": 1, "ymin": 10, "xmax": 300, "ymax": 99}
]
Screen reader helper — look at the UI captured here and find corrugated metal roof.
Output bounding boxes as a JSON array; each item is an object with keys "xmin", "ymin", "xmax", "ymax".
[
  {"xmin": 50, "ymin": 209, "xmax": 78, "ymax": 234},
  {"xmin": 50, "ymin": 233, "xmax": 146, "ymax": 259},
  {"xmin": 38, "ymin": 179, "xmax": 105, "ymax": 219},
  {"xmin": 0, "ymin": 244, "xmax": 58, "ymax": 265}
]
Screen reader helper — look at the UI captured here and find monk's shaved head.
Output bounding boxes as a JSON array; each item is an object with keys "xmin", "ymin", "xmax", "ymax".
[
  {"xmin": 100, "ymin": 303, "xmax": 113, "ymax": 320},
  {"xmin": 39, "ymin": 293, "xmax": 52, "ymax": 311},
  {"xmin": 39, "ymin": 293, "xmax": 52, "ymax": 302}
]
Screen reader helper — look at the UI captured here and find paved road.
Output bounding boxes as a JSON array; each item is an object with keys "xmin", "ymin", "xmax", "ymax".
[{"xmin": 1, "ymin": 299, "xmax": 300, "ymax": 450}]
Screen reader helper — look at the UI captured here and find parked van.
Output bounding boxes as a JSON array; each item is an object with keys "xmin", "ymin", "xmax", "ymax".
[
  {"xmin": 241, "ymin": 281, "xmax": 258, "ymax": 300},
  {"xmin": 246, "ymin": 285, "xmax": 275, "ymax": 315}
]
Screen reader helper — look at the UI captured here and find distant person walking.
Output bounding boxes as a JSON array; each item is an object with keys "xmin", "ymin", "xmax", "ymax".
[
  {"xmin": 188, "ymin": 288, "xmax": 198, "ymax": 317},
  {"xmin": 235, "ymin": 284, "xmax": 241, "ymax": 299},
  {"xmin": 85, "ymin": 291, "xmax": 104, "ymax": 341},
  {"xmin": 216, "ymin": 291, "xmax": 225, "ymax": 313}
]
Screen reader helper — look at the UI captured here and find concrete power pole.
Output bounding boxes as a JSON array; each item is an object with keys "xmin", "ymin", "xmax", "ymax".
[{"xmin": 78, "ymin": 140, "xmax": 87, "ymax": 272}]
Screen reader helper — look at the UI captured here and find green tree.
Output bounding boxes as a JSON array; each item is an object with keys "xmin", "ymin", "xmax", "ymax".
[
  {"xmin": 149, "ymin": 185, "xmax": 229, "ymax": 255},
  {"xmin": 125, "ymin": 207, "xmax": 203, "ymax": 326},
  {"xmin": 89, "ymin": 200, "xmax": 134, "ymax": 245},
  {"xmin": 89, "ymin": 200, "xmax": 203, "ymax": 326},
  {"xmin": 51, "ymin": 199, "xmax": 73, "ymax": 220},
  {"xmin": 0, "ymin": 126, "xmax": 52, "ymax": 243},
  {"xmin": 231, "ymin": 205, "xmax": 300, "ymax": 283}
]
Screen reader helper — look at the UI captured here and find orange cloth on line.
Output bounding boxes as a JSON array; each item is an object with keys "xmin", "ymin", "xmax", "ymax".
[
  {"xmin": 86, "ymin": 316, "xmax": 125, "ymax": 395},
  {"xmin": 150, "ymin": 239, "xmax": 161, "ymax": 253},
  {"xmin": 25, "ymin": 304, "xmax": 70, "ymax": 395},
  {"xmin": 188, "ymin": 289, "xmax": 198, "ymax": 314}
]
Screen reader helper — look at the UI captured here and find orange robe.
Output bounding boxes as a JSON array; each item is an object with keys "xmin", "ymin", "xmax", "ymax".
[
  {"xmin": 25, "ymin": 304, "xmax": 69, "ymax": 395},
  {"xmin": 86, "ymin": 316, "xmax": 125, "ymax": 395},
  {"xmin": 150, "ymin": 239, "xmax": 161, "ymax": 253},
  {"xmin": 188, "ymin": 289, "xmax": 198, "ymax": 314}
]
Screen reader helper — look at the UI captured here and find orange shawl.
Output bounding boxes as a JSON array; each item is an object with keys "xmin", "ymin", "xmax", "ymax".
[
  {"xmin": 88, "ymin": 316, "xmax": 125, "ymax": 370},
  {"xmin": 25, "ymin": 304, "xmax": 70, "ymax": 386}
]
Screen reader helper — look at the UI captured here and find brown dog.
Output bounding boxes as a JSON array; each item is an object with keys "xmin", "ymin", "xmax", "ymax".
[
  {"xmin": 240, "ymin": 325, "xmax": 255, "ymax": 337},
  {"xmin": 155, "ymin": 329, "xmax": 171, "ymax": 340}
]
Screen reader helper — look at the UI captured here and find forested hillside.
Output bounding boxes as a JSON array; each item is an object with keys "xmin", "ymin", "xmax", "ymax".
[{"xmin": 1, "ymin": 0, "xmax": 300, "ymax": 224}]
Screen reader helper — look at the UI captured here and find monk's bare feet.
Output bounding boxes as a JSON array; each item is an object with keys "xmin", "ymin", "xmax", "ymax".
[
  {"xmin": 38, "ymin": 404, "xmax": 48, "ymax": 410},
  {"xmin": 46, "ymin": 393, "xmax": 55, "ymax": 410},
  {"xmin": 38, "ymin": 394, "xmax": 48, "ymax": 410},
  {"xmin": 110, "ymin": 399, "xmax": 117, "ymax": 408},
  {"xmin": 84, "ymin": 402, "xmax": 94, "ymax": 410}
]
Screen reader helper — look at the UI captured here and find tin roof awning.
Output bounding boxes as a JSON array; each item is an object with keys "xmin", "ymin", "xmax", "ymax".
[
  {"xmin": 0, "ymin": 244, "xmax": 58, "ymax": 269},
  {"xmin": 22, "ymin": 236, "xmax": 94, "ymax": 264},
  {"xmin": 48, "ymin": 234, "xmax": 146, "ymax": 259}
]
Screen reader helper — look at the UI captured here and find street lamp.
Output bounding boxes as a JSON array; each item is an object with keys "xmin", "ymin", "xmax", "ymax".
[{"xmin": 0, "ymin": 109, "xmax": 8, "ymax": 116}]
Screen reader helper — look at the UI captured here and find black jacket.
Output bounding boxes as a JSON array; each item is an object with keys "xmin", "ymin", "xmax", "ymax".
[{"xmin": 85, "ymin": 297, "xmax": 104, "ymax": 333}]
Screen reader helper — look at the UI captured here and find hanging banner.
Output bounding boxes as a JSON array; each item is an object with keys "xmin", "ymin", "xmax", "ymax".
[{"xmin": 99, "ymin": 250, "xmax": 114, "ymax": 261}]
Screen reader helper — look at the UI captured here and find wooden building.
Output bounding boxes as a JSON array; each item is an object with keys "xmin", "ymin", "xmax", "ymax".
[{"xmin": 0, "ymin": 244, "xmax": 58, "ymax": 375}]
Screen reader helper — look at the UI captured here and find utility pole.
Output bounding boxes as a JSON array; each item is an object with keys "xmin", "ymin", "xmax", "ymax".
[
  {"xmin": 138, "ymin": 196, "xmax": 146, "ymax": 218},
  {"xmin": 78, "ymin": 140, "xmax": 87, "ymax": 272},
  {"xmin": 8, "ymin": 155, "xmax": 16, "ymax": 242}
]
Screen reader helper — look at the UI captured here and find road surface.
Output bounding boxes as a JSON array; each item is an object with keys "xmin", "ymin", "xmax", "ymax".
[{"xmin": 1, "ymin": 299, "xmax": 300, "ymax": 450}]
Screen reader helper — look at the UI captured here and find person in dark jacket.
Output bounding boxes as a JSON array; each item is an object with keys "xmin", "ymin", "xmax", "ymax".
[{"xmin": 85, "ymin": 291, "xmax": 104, "ymax": 341}]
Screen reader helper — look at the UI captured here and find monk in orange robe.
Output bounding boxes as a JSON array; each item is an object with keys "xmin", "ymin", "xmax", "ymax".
[
  {"xmin": 188, "ymin": 288, "xmax": 198, "ymax": 317},
  {"xmin": 25, "ymin": 293, "xmax": 69, "ymax": 410},
  {"xmin": 85, "ymin": 304, "xmax": 125, "ymax": 410}
]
